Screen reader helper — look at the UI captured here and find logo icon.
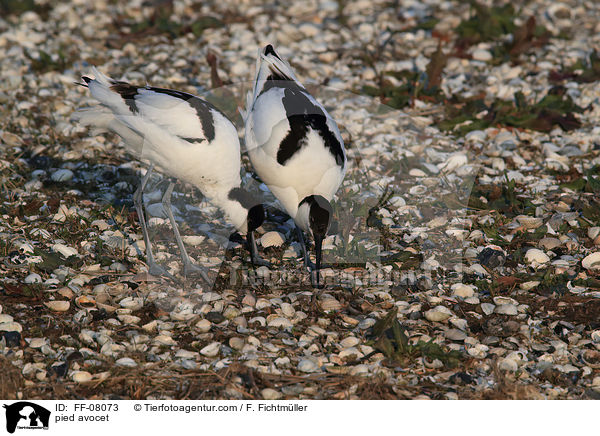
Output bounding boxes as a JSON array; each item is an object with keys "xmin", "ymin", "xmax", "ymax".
[{"xmin": 3, "ymin": 402, "xmax": 50, "ymax": 434}]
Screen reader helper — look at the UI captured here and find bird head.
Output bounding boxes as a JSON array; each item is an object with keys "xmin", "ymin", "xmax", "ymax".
[
  {"xmin": 227, "ymin": 187, "xmax": 265, "ymax": 233},
  {"xmin": 247, "ymin": 203, "xmax": 265, "ymax": 233},
  {"xmin": 298, "ymin": 195, "xmax": 332, "ymax": 288}
]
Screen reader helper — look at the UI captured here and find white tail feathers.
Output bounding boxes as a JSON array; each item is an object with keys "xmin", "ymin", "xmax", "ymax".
[
  {"xmin": 71, "ymin": 107, "xmax": 113, "ymax": 129},
  {"xmin": 259, "ymin": 47, "xmax": 297, "ymax": 83},
  {"xmin": 239, "ymin": 91, "xmax": 254, "ymax": 122},
  {"xmin": 72, "ymin": 107, "xmax": 145, "ymax": 154}
]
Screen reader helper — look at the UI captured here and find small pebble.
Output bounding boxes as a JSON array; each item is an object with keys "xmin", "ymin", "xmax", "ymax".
[
  {"xmin": 297, "ymin": 358, "xmax": 320, "ymax": 373},
  {"xmin": 45, "ymin": 301, "xmax": 70, "ymax": 312},
  {"xmin": 200, "ymin": 342, "xmax": 221, "ymax": 357},
  {"xmin": 495, "ymin": 304, "xmax": 518, "ymax": 316},
  {"xmin": 481, "ymin": 303, "xmax": 495, "ymax": 316},
  {"xmin": 52, "ymin": 243, "xmax": 78, "ymax": 258},
  {"xmin": 0, "ymin": 322, "xmax": 23, "ymax": 333},
  {"xmin": 525, "ymin": 249, "xmax": 550, "ymax": 265},
  {"xmin": 24, "ymin": 273, "xmax": 42, "ymax": 284},
  {"xmin": 229, "ymin": 337, "xmax": 244, "ymax": 350},
  {"xmin": 349, "ymin": 364, "xmax": 369, "ymax": 376},
  {"xmin": 539, "ymin": 237, "xmax": 562, "ymax": 250},
  {"xmin": 175, "ymin": 349, "xmax": 198, "ymax": 359},
  {"xmin": 340, "ymin": 337, "xmax": 360, "ymax": 348},
  {"xmin": 358, "ymin": 318, "xmax": 376, "ymax": 329},
  {"xmin": 261, "ymin": 388, "xmax": 282, "ymax": 400},
  {"xmin": 181, "ymin": 235, "xmax": 205, "ymax": 246},
  {"xmin": 72, "ymin": 371, "xmax": 93, "ymax": 383},
  {"xmin": 260, "ymin": 231, "xmax": 285, "ymax": 248},
  {"xmin": 472, "ymin": 48, "xmax": 492, "ymax": 61},
  {"xmin": 196, "ymin": 319, "xmax": 212, "ymax": 333},
  {"xmin": 51, "ymin": 169, "xmax": 74, "ymax": 182},
  {"xmin": 28, "ymin": 338, "xmax": 47, "ymax": 348},
  {"xmin": 478, "ymin": 247, "xmax": 506, "ymax": 268},
  {"xmin": 516, "ymin": 215, "xmax": 543, "ymax": 229},
  {"xmin": 319, "ymin": 298, "xmax": 342, "ymax": 311},
  {"xmin": 445, "ymin": 329, "xmax": 467, "ymax": 341},
  {"xmin": 2, "ymin": 331, "xmax": 21, "ymax": 347},
  {"xmin": 498, "ymin": 358, "xmax": 518, "ymax": 372},
  {"xmin": 153, "ymin": 335, "xmax": 177, "ymax": 346},
  {"xmin": 115, "ymin": 357, "xmax": 137, "ymax": 367},
  {"xmin": 451, "ymin": 283, "xmax": 475, "ymax": 298},
  {"xmin": 582, "ymin": 252, "xmax": 600, "ymax": 270},
  {"xmin": 280, "ymin": 303, "xmax": 295, "ymax": 317},
  {"xmin": 424, "ymin": 306, "xmax": 452, "ymax": 322},
  {"xmin": 268, "ymin": 317, "xmax": 293, "ymax": 328}
]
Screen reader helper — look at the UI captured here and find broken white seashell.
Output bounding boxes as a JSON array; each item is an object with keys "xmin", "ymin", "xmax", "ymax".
[
  {"xmin": 260, "ymin": 231, "xmax": 285, "ymax": 248},
  {"xmin": 582, "ymin": 252, "xmax": 600, "ymax": 270},
  {"xmin": 45, "ymin": 301, "xmax": 70, "ymax": 312},
  {"xmin": 524, "ymin": 248, "xmax": 550, "ymax": 265}
]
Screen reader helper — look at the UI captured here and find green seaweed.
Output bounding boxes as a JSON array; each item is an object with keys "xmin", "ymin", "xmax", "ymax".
[
  {"xmin": 0, "ymin": 0, "xmax": 50, "ymax": 17},
  {"xmin": 368, "ymin": 308, "xmax": 463, "ymax": 368},
  {"xmin": 550, "ymin": 51, "xmax": 600, "ymax": 84},
  {"xmin": 33, "ymin": 248, "xmax": 82, "ymax": 273},
  {"xmin": 561, "ymin": 170, "xmax": 600, "ymax": 193},
  {"xmin": 467, "ymin": 172, "xmax": 530, "ymax": 217},
  {"xmin": 25, "ymin": 48, "xmax": 70, "ymax": 74},
  {"xmin": 441, "ymin": 87, "xmax": 585, "ymax": 135},
  {"xmin": 455, "ymin": 3, "xmax": 516, "ymax": 46},
  {"xmin": 362, "ymin": 68, "xmax": 445, "ymax": 110}
]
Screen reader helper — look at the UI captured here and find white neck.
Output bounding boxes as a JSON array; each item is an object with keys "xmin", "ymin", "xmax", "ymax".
[
  {"xmin": 211, "ymin": 194, "xmax": 249, "ymax": 233},
  {"xmin": 295, "ymin": 201, "xmax": 311, "ymax": 234}
]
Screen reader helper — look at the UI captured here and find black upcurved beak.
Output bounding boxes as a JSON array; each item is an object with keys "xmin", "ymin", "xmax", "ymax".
[
  {"xmin": 247, "ymin": 204, "xmax": 270, "ymax": 267},
  {"xmin": 312, "ymin": 234, "xmax": 324, "ymax": 289}
]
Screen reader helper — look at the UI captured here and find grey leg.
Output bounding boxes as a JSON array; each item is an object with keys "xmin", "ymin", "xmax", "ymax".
[
  {"xmin": 295, "ymin": 225, "xmax": 324, "ymax": 289},
  {"xmin": 310, "ymin": 269, "xmax": 322, "ymax": 289},
  {"xmin": 247, "ymin": 231, "xmax": 271, "ymax": 267},
  {"xmin": 295, "ymin": 224, "xmax": 315, "ymax": 271},
  {"xmin": 161, "ymin": 182, "xmax": 210, "ymax": 283},
  {"xmin": 133, "ymin": 165, "xmax": 175, "ymax": 280}
]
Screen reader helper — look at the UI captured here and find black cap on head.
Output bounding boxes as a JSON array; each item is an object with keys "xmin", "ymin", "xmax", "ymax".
[
  {"xmin": 264, "ymin": 44, "xmax": 281, "ymax": 60},
  {"xmin": 228, "ymin": 187, "xmax": 265, "ymax": 232},
  {"xmin": 247, "ymin": 204, "xmax": 265, "ymax": 232},
  {"xmin": 302, "ymin": 195, "xmax": 332, "ymax": 239}
]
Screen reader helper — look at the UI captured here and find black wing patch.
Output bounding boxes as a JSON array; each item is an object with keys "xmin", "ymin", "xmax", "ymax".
[
  {"xmin": 109, "ymin": 84, "xmax": 219, "ymax": 142},
  {"xmin": 110, "ymin": 82, "xmax": 140, "ymax": 114},
  {"xmin": 180, "ymin": 137, "xmax": 205, "ymax": 144},
  {"xmin": 275, "ymin": 83, "xmax": 345, "ymax": 168}
]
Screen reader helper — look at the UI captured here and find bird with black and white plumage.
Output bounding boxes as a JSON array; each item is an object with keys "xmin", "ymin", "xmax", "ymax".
[
  {"xmin": 243, "ymin": 44, "xmax": 347, "ymax": 288},
  {"xmin": 74, "ymin": 67, "xmax": 268, "ymax": 281}
]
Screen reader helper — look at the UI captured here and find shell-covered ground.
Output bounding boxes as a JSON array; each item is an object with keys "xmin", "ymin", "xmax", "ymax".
[{"xmin": 1, "ymin": 0, "xmax": 600, "ymax": 399}]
